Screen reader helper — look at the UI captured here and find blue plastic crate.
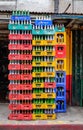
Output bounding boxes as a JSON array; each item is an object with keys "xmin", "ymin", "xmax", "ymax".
[
  {"xmin": 35, "ymin": 20, "xmax": 52, "ymax": 26},
  {"xmin": 55, "ymin": 71, "xmax": 66, "ymax": 85},
  {"xmin": 11, "ymin": 16, "xmax": 31, "ymax": 21},
  {"xmin": 55, "ymin": 84, "xmax": 66, "ymax": 98},
  {"xmin": 55, "ymin": 98, "xmax": 66, "ymax": 113}
]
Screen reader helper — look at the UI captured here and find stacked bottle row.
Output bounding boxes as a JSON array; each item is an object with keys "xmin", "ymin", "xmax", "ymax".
[
  {"xmin": 8, "ymin": 11, "xmax": 33, "ymax": 120},
  {"xmin": 32, "ymin": 18, "xmax": 56, "ymax": 120},
  {"xmin": 55, "ymin": 24, "xmax": 66, "ymax": 112}
]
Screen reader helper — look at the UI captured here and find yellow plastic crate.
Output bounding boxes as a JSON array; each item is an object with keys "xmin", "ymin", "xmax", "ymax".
[
  {"xmin": 32, "ymin": 61, "xmax": 44, "ymax": 66},
  {"xmin": 33, "ymin": 93, "xmax": 44, "ymax": 98},
  {"xmin": 54, "ymin": 32, "xmax": 66, "ymax": 44},
  {"xmin": 43, "ymin": 114, "xmax": 56, "ymax": 120},
  {"xmin": 32, "ymin": 51, "xmax": 44, "ymax": 56},
  {"xmin": 44, "ymin": 72, "xmax": 55, "ymax": 77},
  {"xmin": 44, "ymin": 51, "xmax": 55, "ymax": 56},
  {"xmin": 43, "ymin": 40, "xmax": 55, "ymax": 46},
  {"xmin": 33, "ymin": 104, "xmax": 44, "ymax": 109},
  {"xmin": 33, "ymin": 114, "xmax": 44, "ymax": 120},
  {"xmin": 44, "ymin": 93, "xmax": 56, "ymax": 98},
  {"xmin": 44, "ymin": 104, "xmax": 56, "ymax": 109},
  {"xmin": 44, "ymin": 61, "xmax": 55, "ymax": 67},
  {"xmin": 32, "ymin": 83, "xmax": 44, "ymax": 88},
  {"xmin": 55, "ymin": 58, "xmax": 66, "ymax": 71},
  {"xmin": 32, "ymin": 72, "xmax": 44, "ymax": 77},
  {"xmin": 32, "ymin": 40, "xmax": 43, "ymax": 46}
]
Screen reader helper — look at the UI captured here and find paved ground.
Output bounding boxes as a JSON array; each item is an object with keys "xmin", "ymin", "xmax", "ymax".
[{"xmin": 0, "ymin": 103, "xmax": 83, "ymax": 125}]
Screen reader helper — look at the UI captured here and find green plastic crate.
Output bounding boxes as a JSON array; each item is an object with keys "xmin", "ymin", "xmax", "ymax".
[{"xmin": 32, "ymin": 29, "xmax": 55, "ymax": 35}]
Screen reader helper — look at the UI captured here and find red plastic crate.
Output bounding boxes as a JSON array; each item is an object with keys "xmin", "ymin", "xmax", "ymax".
[
  {"xmin": 21, "ymin": 44, "xmax": 32, "ymax": 50},
  {"xmin": 44, "ymin": 82, "xmax": 56, "ymax": 88},
  {"xmin": 20, "ymin": 54, "xmax": 32, "ymax": 60},
  {"xmin": 9, "ymin": 94, "xmax": 32, "ymax": 100},
  {"xmin": 21, "ymin": 64, "xmax": 32, "ymax": 70},
  {"xmin": 20, "ymin": 34, "xmax": 32, "ymax": 40},
  {"xmin": 8, "ymin": 64, "xmax": 20, "ymax": 70},
  {"xmin": 21, "ymin": 84, "xmax": 32, "ymax": 90},
  {"xmin": 9, "ymin": 34, "xmax": 21, "ymax": 40},
  {"xmin": 9, "ymin": 114, "xmax": 32, "ymax": 120},
  {"xmin": 9, "ymin": 104, "xmax": 32, "ymax": 110},
  {"xmin": 8, "ymin": 54, "xmax": 20, "ymax": 60},
  {"xmin": 8, "ymin": 44, "xmax": 21, "ymax": 50},
  {"xmin": 56, "ymin": 45, "xmax": 66, "ymax": 58},
  {"xmin": 21, "ymin": 74, "xmax": 32, "ymax": 80},
  {"xmin": 8, "ymin": 74, "xmax": 20, "ymax": 80},
  {"xmin": 8, "ymin": 84, "xmax": 21, "ymax": 90}
]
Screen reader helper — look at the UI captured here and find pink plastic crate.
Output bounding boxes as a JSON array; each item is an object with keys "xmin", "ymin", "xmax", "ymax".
[
  {"xmin": 8, "ymin": 64, "xmax": 20, "ymax": 70},
  {"xmin": 21, "ymin": 74, "xmax": 32, "ymax": 80},
  {"xmin": 20, "ymin": 54, "xmax": 32, "ymax": 60},
  {"xmin": 8, "ymin": 44, "xmax": 21, "ymax": 50},
  {"xmin": 21, "ymin": 44, "xmax": 32, "ymax": 50},
  {"xmin": 8, "ymin": 54, "xmax": 20, "ymax": 60},
  {"xmin": 8, "ymin": 74, "xmax": 20, "ymax": 80},
  {"xmin": 44, "ymin": 82, "xmax": 56, "ymax": 88},
  {"xmin": 21, "ymin": 64, "xmax": 32, "ymax": 70}
]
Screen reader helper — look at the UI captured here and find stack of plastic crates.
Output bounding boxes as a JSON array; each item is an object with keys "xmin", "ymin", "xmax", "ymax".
[
  {"xmin": 55, "ymin": 24, "xmax": 66, "ymax": 112},
  {"xmin": 32, "ymin": 16, "xmax": 56, "ymax": 120},
  {"xmin": 8, "ymin": 10, "xmax": 33, "ymax": 120}
]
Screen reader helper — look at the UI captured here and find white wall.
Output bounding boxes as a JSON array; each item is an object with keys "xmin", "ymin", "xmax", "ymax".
[{"xmin": 17, "ymin": 0, "xmax": 54, "ymax": 13}]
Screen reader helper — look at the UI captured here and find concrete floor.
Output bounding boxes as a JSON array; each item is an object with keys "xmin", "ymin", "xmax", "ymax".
[{"xmin": 0, "ymin": 103, "xmax": 83, "ymax": 125}]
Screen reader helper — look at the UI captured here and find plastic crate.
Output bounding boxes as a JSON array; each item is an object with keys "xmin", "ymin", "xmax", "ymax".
[
  {"xmin": 21, "ymin": 74, "xmax": 32, "ymax": 80},
  {"xmin": 32, "ymin": 40, "xmax": 43, "ymax": 46},
  {"xmin": 9, "ymin": 93, "xmax": 32, "ymax": 100},
  {"xmin": 32, "ymin": 51, "xmax": 44, "ymax": 56},
  {"xmin": 44, "ymin": 82, "xmax": 56, "ymax": 88},
  {"xmin": 33, "ymin": 93, "xmax": 44, "ymax": 99},
  {"xmin": 44, "ymin": 104, "xmax": 56, "ymax": 109},
  {"xmin": 32, "ymin": 72, "xmax": 44, "ymax": 77},
  {"xmin": 9, "ymin": 113, "xmax": 32, "ymax": 120},
  {"xmin": 56, "ymin": 71, "xmax": 66, "ymax": 85},
  {"xmin": 32, "ymin": 29, "xmax": 55, "ymax": 35},
  {"xmin": 21, "ymin": 44, "xmax": 32, "ymax": 50},
  {"xmin": 44, "ymin": 61, "xmax": 55, "ymax": 67},
  {"xmin": 8, "ymin": 64, "xmax": 20, "ymax": 70},
  {"xmin": 9, "ymin": 34, "xmax": 21, "ymax": 40},
  {"xmin": 44, "ymin": 114, "xmax": 56, "ymax": 120},
  {"xmin": 54, "ymin": 32, "xmax": 66, "ymax": 44},
  {"xmin": 56, "ymin": 45, "xmax": 66, "ymax": 58},
  {"xmin": 56, "ymin": 84, "xmax": 66, "ymax": 98},
  {"xmin": 11, "ymin": 16, "xmax": 31, "ymax": 21},
  {"xmin": 35, "ymin": 20, "xmax": 52, "ymax": 26},
  {"xmin": 32, "ymin": 61, "xmax": 44, "ymax": 66},
  {"xmin": 44, "ymin": 93, "xmax": 56, "ymax": 98},
  {"xmin": 44, "ymin": 51, "xmax": 55, "ymax": 56},
  {"xmin": 32, "ymin": 83, "xmax": 44, "ymax": 88},
  {"xmin": 21, "ymin": 64, "xmax": 32, "ymax": 70},
  {"xmin": 9, "ymin": 104, "xmax": 32, "ymax": 110},
  {"xmin": 20, "ymin": 54, "xmax": 32, "ymax": 60},
  {"xmin": 33, "ymin": 104, "xmax": 44, "ymax": 109},
  {"xmin": 8, "ymin": 24, "xmax": 32, "ymax": 30},
  {"xmin": 8, "ymin": 74, "xmax": 20, "ymax": 80},
  {"xmin": 55, "ymin": 99, "xmax": 66, "ymax": 113},
  {"xmin": 55, "ymin": 26, "xmax": 65, "ymax": 32},
  {"xmin": 43, "ymin": 40, "xmax": 55, "ymax": 46},
  {"xmin": 8, "ymin": 44, "xmax": 20, "ymax": 50},
  {"xmin": 8, "ymin": 54, "xmax": 20, "ymax": 60},
  {"xmin": 55, "ymin": 58, "xmax": 66, "ymax": 71},
  {"xmin": 32, "ymin": 114, "xmax": 44, "ymax": 120},
  {"xmin": 44, "ymin": 72, "xmax": 55, "ymax": 77},
  {"xmin": 9, "ymin": 84, "xmax": 32, "ymax": 90},
  {"xmin": 20, "ymin": 34, "xmax": 32, "ymax": 40}
]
